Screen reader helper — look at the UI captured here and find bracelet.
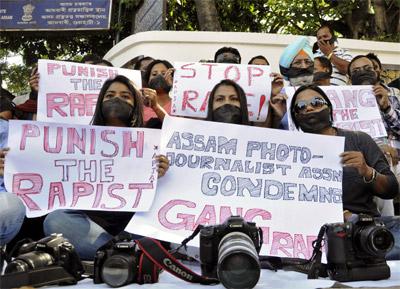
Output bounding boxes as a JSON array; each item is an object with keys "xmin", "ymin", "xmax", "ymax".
[
  {"xmin": 363, "ymin": 168, "xmax": 377, "ymax": 184},
  {"xmin": 327, "ymin": 52, "xmax": 334, "ymax": 60}
]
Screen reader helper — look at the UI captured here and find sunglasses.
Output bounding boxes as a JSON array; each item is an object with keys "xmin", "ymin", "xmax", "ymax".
[{"xmin": 294, "ymin": 96, "xmax": 328, "ymax": 114}]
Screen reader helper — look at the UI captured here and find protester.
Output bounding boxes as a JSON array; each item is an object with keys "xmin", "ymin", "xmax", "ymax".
[
  {"xmin": 267, "ymin": 36, "xmax": 315, "ymax": 129},
  {"xmin": 314, "ymin": 23, "xmax": 353, "ymax": 85},
  {"xmin": 92, "ymin": 59, "xmax": 113, "ymax": 67},
  {"xmin": 214, "ymin": 46, "xmax": 241, "ymax": 64},
  {"xmin": 0, "ymin": 96, "xmax": 27, "ymax": 271},
  {"xmin": 43, "ymin": 75, "xmax": 170, "ymax": 260},
  {"xmin": 133, "ymin": 56, "xmax": 154, "ymax": 72},
  {"xmin": 290, "ymin": 84, "xmax": 399, "ymax": 259},
  {"xmin": 206, "ymin": 79, "xmax": 249, "ymax": 125},
  {"xmin": 348, "ymin": 55, "xmax": 400, "ymax": 140},
  {"xmin": 279, "ymin": 36, "xmax": 314, "ymax": 87},
  {"xmin": 313, "ymin": 56, "xmax": 332, "ymax": 86},
  {"xmin": 366, "ymin": 52, "xmax": 400, "ymax": 98},
  {"xmin": 248, "ymin": 55, "xmax": 269, "ymax": 65},
  {"xmin": 81, "ymin": 54, "xmax": 101, "ymax": 64},
  {"xmin": 142, "ymin": 59, "xmax": 173, "ymax": 128}
]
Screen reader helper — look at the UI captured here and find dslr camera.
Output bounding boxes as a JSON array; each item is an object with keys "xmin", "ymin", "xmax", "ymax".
[
  {"xmin": 200, "ymin": 215, "xmax": 263, "ymax": 289},
  {"xmin": 5, "ymin": 234, "xmax": 83, "ymax": 285},
  {"xmin": 325, "ymin": 214, "xmax": 394, "ymax": 282},
  {"xmin": 94, "ymin": 240, "xmax": 159, "ymax": 287}
]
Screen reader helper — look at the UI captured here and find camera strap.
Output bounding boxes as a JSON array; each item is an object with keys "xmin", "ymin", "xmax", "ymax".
[
  {"xmin": 135, "ymin": 237, "xmax": 219, "ymax": 285},
  {"xmin": 258, "ymin": 225, "xmax": 328, "ymax": 279},
  {"xmin": 0, "ymin": 266, "xmax": 79, "ymax": 288}
]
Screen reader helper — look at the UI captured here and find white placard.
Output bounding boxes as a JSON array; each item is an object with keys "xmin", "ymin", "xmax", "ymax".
[
  {"xmin": 286, "ymin": 85, "xmax": 387, "ymax": 138},
  {"xmin": 127, "ymin": 116, "xmax": 344, "ymax": 258},
  {"xmin": 5, "ymin": 120, "xmax": 160, "ymax": 217},
  {"xmin": 37, "ymin": 59, "xmax": 142, "ymax": 125},
  {"xmin": 171, "ymin": 62, "xmax": 271, "ymax": 122}
]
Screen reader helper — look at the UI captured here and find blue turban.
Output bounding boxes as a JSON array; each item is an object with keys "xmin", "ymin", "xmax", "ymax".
[{"xmin": 279, "ymin": 37, "xmax": 313, "ymax": 80}]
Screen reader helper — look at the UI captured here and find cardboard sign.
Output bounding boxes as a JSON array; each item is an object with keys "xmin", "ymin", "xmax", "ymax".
[
  {"xmin": 37, "ymin": 59, "xmax": 142, "ymax": 125},
  {"xmin": 171, "ymin": 62, "xmax": 271, "ymax": 122},
  {"xmin": 5, "ymin": 120, "xmax": 160, "ymax": 217},
  {"xmin": 127, "ymin": 116, "xmax": 344, "ymax": 258},
  {"xmin": 286, "ymin": 85, "xmax": 387, "ymax": 138}
]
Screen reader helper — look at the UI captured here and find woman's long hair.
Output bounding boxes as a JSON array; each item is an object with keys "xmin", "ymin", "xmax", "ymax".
[{"xmin": 91, "ymin": 75, "xmax": 144, "ymax": 127}]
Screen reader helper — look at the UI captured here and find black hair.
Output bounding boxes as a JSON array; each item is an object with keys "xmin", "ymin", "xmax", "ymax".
[
  {"xmin": 289, "ymin": 84, "xmax": 333, "ymax": 130},
  {"xmin": 91, "ymin": 75, "xmax": 144, "ymax": 127},
  {"xmin": 347, "ymin": 55, "xmax": 373, "ymax": 76},
  {"xmin": 133, "ymin": 56, "xmax": 154, "ymax": 70},
  {"xmin": 0, "ymin": 95, "xmax": 15, "ymax": 114},
  {"xmin": 206, "ymin": 79, "xmax": 249, "ymax": 125},
  {"xmin": 92, "ymin": 59, "xmax": 113, "ymax": 67},
  {"xmin": 366, "ymin": 52, "xmax": 382, "ymax": 70},
  {"xmin": 317, "ymin": 23, "xmax": 335, "ymax": 37},
  {"xmin": 314, "ymin": 56, "xmax": 333, "ymax": 75},
  {"xmin": 143, "ymin": 59, "xmax": 174, "ymax": 86},
  {"xmin": 214, "ymin": 47, "xmax": 241, "ymax": 63},
  {"xmin": 248, "ymin": 55, "xmax": 269, "ymax": 65},
  {"xmin": 81, "ymin": 54, "xmax": 101, "ymax": 64}
]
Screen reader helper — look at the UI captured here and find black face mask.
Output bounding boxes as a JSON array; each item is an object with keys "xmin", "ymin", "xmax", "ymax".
[
  {"xmin": 282, "ymin": 65, "xmax": 314, "ymax": 79},
  {"xmin": 351, "ymin": 70, "xmax": 377, "ymax": 85},
  {"xmin": 313, "ymin": 71, "xmax": 331, "ymax": 83},
  {"xmin": 212, "ymin": 104, "xmax": 242, "ymax": 124},
  {"xmin": 102, "ymin": 97, "xmax": 134, "ymax": 126},
  {"xmin": 148, "ymin": 74, "xmax": 171, "ymax": 94},
  {"xmin": 296, "ymin": 107, "xmax": 332, "ymax": 133}
]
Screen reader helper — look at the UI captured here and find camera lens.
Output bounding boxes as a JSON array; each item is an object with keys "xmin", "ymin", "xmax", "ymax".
[
  {"xmin": 357, "ymin": 225, "xmax": 394, "ymax": 256},
  {"xmin": 5, "ymin": 251, "xmax": 54, "ymax": 273},
  {"xmin": 217, "ymin": 232, "xmax": 260, "ymax": 289},
  {"xmin": 101, "ymin": 254, "xmax": 137, "ymax": 287}
]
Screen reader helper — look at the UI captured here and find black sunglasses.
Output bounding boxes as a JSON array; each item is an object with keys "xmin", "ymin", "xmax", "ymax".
[{"xmin": 294, "ymin": 96, "xmax": 328, "ymax": 114}]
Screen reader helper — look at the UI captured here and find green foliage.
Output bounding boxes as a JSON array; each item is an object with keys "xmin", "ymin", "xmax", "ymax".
[{"xmin": 1, "ymin": 63, "xmax": 31, "ymax": 95}]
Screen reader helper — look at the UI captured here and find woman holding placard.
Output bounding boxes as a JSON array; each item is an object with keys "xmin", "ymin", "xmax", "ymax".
[
  {"xmin": 290, "ymin": 84, "xmax": 400, "ymax": 260},
  {"xmin": 43, "ymin": 75, "xmax": 169, "ymax": 260}
]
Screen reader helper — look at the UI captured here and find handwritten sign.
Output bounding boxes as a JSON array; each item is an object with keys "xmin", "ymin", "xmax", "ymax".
[
  {"xmin": 127, "ymin": 116, "xmax": 344, "ymax": 258},
  {"xmin": 286, "ymin": 85, "xmax": 387, "ymax": 138},
  {"xmin": 171, "ymin": 62, "xmax": 271, "ymax": 122},
  {"xmin": 5, "ymin": 120, "xmax": 160, "ymax": 218},
  {"xmin": 37, "ymin": 59, "xmax": 142, "ymax": 125}
]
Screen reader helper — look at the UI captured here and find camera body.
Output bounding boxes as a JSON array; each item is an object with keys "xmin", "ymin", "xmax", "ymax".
[
  {"xmin": 325, "ymin": 214, "xmax": 394, "ymax": 282},
  {"xmin": 199, "ymin": 215, "xmax": 262, "ymax": 289},
  {"xmin": 5, "ymin": 234, "xmax": 83, "ymax": 285},
  {"xmin": 94, "ymin": 240, "xmax": 159, "ymax": 287}
]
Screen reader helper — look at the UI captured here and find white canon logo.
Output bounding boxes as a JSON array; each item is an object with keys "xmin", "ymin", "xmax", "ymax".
[{"xmin": 163, "ymin": 258, "xmax": 193, "ymax": 281}]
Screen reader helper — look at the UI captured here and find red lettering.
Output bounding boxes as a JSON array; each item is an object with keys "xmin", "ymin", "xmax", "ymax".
[
  {"xmin": 44, "ymin": 126, "xmax": 63, "ymax": 153},
  {"xmin": 46, "ymin": 93, "xmax": 69, "ymax": 117},
  {"xmin": 48, "ymin": 182, "xmax": 66, "ymax": 210},
  {"xmin": 20, "ymin": 124, "xmax": 40, "ymax": 150},
  {"xmin": 71, "ymin": 182, "xmax": 94, "ymax": 206},
  {"xmin": 247, "ymin": 67, "xmax": 263, "ymax": 86},
  {"xmin": 180, "ymin": 63, "xmax": 196, "ymax": 78},
  {"xmin": 201, "ymin": 63, "xmax": 218, "ymax": 79},
  {"xmin": 101, "ymin": 183, "xmax": 126, "ymax": 210},
  {"xmin": 12, "ymin": 173, "xmax": 42, "ymax": 211},
  {"xmin": 224, "ymin": 65, "xmax": 240, "ymax": 82},
  {"xmin": 182, "ymin": 90, "xmax": 198, "ymax": 112},
  {"xmin": 122, "ymin": 131, "xmax": 144, "ymax": 158},
  {"xmin": 129, "ymin": 183, "xmax": 153, "ymax": 208}
]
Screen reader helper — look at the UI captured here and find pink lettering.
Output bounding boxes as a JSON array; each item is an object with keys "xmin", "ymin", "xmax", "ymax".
[
  {"xmin": 158, "ymin": 199, "xmax": 196, "ymax": 230},
  {"xmin": 43, "ymin": 126, "xmax": 63, "ymax": 153},
  {"xmin": 129, "ymin": 183, "xmax": 153, "ymax": 208},
  {"xmin": 122, "ymin": 131, "xmax": 144, "ymax": 158},
  {"xmin": 100, "ymin": 130, "xmax": 119, "ymax": 157},
  {"xmin": 12, "ymin": 173, "xmax": 42, "ymax": 211},
  {"xmin": 48, "ymin": 182, "xmax": 66, "ymax": 210},
  {"xmin": 182, "ymin": 90, "xmax": 198, "ymax": 112},
  {"xmin": 47, "ymin": 63, "xmax": 61, "ymax": 75},
  {"xmin": 20, "ymin": 124, "xmax": 40, "ymax": 150},
  {"xmin": 180, "ymin": 63, "xmax": 196, "ymax": 78},
  {"xmin": 101, "ymin": 183, "xmax": 126, "ymax": 210},
  {"xmin": 224, "ymin": 65, "xmax": 240, "ymax": 82},
  {"xmin": 46, "ymin": 93, "xmax": 69, "ymax": 117},
  {"xmin": 67, "ymin": 128, "xmax": 86, "ymax": 154},
  {"xmin": 247, "ymin": 67, "xmax": 263, "ymax": 86},
  {"xmin": 71, "ymin": 182, "xmax": 94, "ymax": 206}
]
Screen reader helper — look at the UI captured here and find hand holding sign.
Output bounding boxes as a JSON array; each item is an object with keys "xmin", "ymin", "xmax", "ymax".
[{"xmin": 373, "ymin": 84, "xmax": 390, "ymax": 111}]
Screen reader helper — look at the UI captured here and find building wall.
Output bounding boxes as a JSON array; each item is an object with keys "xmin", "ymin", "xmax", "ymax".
[{"xmin": 104, "ymin": 31, "xmax": 400, "ymax": 82}]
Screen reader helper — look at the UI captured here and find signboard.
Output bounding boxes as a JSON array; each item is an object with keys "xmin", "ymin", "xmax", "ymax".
[
  {"xmin": 127, "ymin": 116, "xmax": 344, "ymax": 258},
  {"xmin": 286, "ymin": 85, "xmax": 387, "ymax": 139},
  {"xmin": 37, "ymin": 59, "xmax": 142, "ymax": 125},
  {"xmin": 5, "ymin": 120, "xmax": 161, "ymax": 217},
  {"xmin": 134, "ymin": 0, "xmax": 165, "ymax": 33},
  {"xmin": 0, "ymin": 0, "xmax": 112, "ymax": 31},
  {"xmin": 171, "ymin": 62, "xmax": 271, "ymax": 122}
]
